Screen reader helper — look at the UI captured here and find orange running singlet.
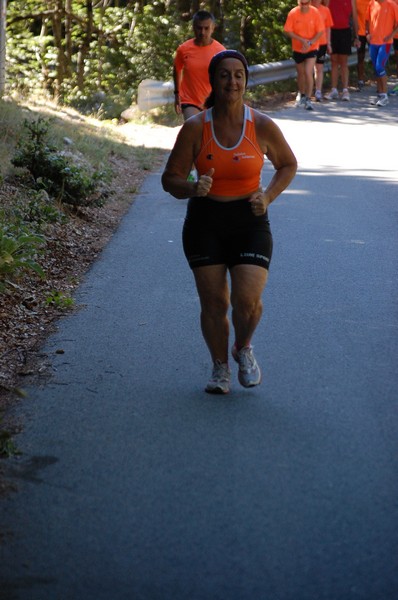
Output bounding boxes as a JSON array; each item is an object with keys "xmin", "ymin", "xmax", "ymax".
[{"xmin": 195, "ymin": 106, "xmax": 264, "ymax": 198}]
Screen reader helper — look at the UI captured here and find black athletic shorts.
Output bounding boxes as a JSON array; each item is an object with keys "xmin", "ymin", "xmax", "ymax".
[
  {"xmin": 293, "ymin": 50, "xmax": 318, "ymax": 64},
  {"xmin": 182, "ymin": 196, "xmax": 273, "ymax": 270},
  {"xmin": 330, "ymin": 28, "xmax": 352, "ymax": 55},
  {"xmin": 316, "ymin": 44, "xmax": 328, "ymax": 64}
]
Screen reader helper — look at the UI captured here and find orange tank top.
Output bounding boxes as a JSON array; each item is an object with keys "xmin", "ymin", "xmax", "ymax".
[{"xmin": 194, "ymin": 105, "xmax": 264, "ymax": 198}]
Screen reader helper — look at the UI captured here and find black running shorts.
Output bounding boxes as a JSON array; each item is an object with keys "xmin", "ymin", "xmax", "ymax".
[
  {"xmin": 316, "ymin": 44, "xmax": 328, "ymax": 64},
  {"xmin": 293, "ymin": 50, "xmax": 318, "ymax": 64},
  {"xmin": 331, "ymin": 28, "xmax": 352, "ymax": 55},
  {"xmin": 182, "ymin": 196, "xmax": 273, "ymax": 270}
]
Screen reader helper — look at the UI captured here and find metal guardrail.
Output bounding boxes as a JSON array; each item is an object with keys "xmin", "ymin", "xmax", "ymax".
[{"xmin": 137, "ymin": 51, "xmax": 361, "ymax": 112}]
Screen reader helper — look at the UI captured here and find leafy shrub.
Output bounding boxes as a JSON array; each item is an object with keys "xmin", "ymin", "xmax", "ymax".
[
  {"xmin": 12, "ymin": 118, "xmax": 105, "ymax": 207},
  {"xmin": 0, "ymin": 225, "xmax": 45, "ymax": 292},
  {"xmin": 24, "ymin": 191, "xmax": 66, "ymax": 228},
  {"xmin": 8, "ymin": 190, "xmax": 66, "ymax": 232}
]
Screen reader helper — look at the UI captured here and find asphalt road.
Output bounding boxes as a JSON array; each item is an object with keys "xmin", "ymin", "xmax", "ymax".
[{"xmin": 1, "ymin": 82, "xmax": 398, "ymax": 600}]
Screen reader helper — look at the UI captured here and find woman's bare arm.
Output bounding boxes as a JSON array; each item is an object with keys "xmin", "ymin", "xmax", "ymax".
[
  {"xmin": 161, "ymin": 115, "xmax": 214, "ymax": 199},
  {"xmin": 253, "ymin": 110, "xmax": 297, "ymax": 209}
]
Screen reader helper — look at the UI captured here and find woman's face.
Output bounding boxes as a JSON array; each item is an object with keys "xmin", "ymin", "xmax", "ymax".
[{"xmin": 213, "ymin": 58, "xmax": 246, "ymax": 101}]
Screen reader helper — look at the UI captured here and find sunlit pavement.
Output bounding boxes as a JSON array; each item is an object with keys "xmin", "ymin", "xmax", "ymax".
[{"xmin": 271, "ymin": 77, "xmax": 398, "ymax": 178}]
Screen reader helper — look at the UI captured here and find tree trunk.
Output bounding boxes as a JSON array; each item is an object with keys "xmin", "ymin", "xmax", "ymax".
[
  {"xmin": 212, "ymin": 0, "xmax": 225, "ymax": 42},
  {"xmin": 0, "ymin": 0, "xmax": 6, "ymax": 96},
  {"xmin": 64, "ymin": 0, "xmax": 72, "ymax": 77},
  {"xmin": 76, "ymin": 0, "xmax": 93, "ymax": 91},
  {"xmin": 37, "ymin": 19, "xmax": 51, "ymax": 91},
  {"xmin": 128, "ymin": 1, "xmax": 142, "ymax": 39},
  {"xmin": 52, "ymin": 0, "xmax": 66, "ymax": 98}
]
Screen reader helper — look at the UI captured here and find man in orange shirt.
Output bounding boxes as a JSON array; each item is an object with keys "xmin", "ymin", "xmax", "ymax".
[
  {"xmin": 284, "ymin": 0, "xmax": 325, "ymax": 110},
  {"xmin": 366, "ymin": 0, "xmax": 398, "ymax": 105},
  {"xmin": 311, "ymin": 0, "xmax": 334, "ymax": 99},
  {"xmin": 356, "ymin": 0, "xmax": 371, "ymax": 89},
  {"xmin": 173, "ymin": 11, "xmax": 225, "ymax": 121}
]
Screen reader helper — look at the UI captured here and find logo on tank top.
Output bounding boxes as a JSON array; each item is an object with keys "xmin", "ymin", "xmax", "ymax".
[
  {"xmin": 233, "ymin": 152, "xmax": 255, "ymax": 161},
  {"xmin": 206, "ymin": 154, "xmax": 214, "ymax": 160}
]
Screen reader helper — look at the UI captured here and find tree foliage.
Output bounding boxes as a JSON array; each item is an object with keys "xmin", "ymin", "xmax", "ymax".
[{"xmin": 5, "ymin": 0, "xmax": 295, "ymax": 117}]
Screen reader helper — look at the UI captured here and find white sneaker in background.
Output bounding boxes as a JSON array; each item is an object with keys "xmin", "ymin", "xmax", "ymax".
[
  {"xmin": 376, "ymin": 95, "xmax": 389, "ymax": 107},
  {"xmin": 341, "ymin": 89, "xmax": 350, "ymax": 101},
  {"xmin": 325, "ymin": 88, "xmax": 339, "ymax": 100}
]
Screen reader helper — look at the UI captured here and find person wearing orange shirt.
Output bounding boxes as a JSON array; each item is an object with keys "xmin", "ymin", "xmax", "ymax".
[
  {"xmin": 365, "ymin": 0, "xmax": 398, "ymax": 105},
  {"xmin": 284, "ymin": 0, "xmax": 325, "ymax": 110},
  {"xmin": 173, "ymin": 11, "xmax": 225, "ymax": 122},
  {"xmin": 356, "ymin": 0, "xmax": 371, "ymax": 88},
  {"xmin": 311, "ymin": 0, "xmax": 334, "ymax": 99}
]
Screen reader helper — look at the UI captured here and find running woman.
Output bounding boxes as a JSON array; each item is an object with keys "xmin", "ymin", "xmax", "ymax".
[{"xmin": 162, "ymin": 51, "xmax": 297, "ymax": 394}]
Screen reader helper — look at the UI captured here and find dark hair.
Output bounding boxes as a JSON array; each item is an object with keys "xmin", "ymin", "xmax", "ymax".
[
  {"xmin": 205, "ymin": 50, "xmax": 249, "ymax": 108},
  {"xmin": 193, "ymin": 10, "xmax": 215, "ymax": 23}
]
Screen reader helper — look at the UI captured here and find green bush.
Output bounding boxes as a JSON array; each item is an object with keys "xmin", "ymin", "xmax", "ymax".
[
  {"xmin": 8, "ymin": 190, "xmax": 66, "ymax": 232},
  {"xmin": 12, "ymin": 118, "xmax": 105, "ymax": 207}
]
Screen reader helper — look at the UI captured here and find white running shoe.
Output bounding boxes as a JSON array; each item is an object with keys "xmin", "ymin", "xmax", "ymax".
[
  {"xmin": 315, "ymin": 90, "xmax": 322, "ymax": 102},
  {"xmin": 232, "ymin": 345, "xmax": 262, "ymax": 388},
  {"xmin": 370, "ymin": 94, "xmax": 383, "ymax": 105},
  {"xmin": 305, "ymin": 98, "xmax": 314, "ymax": 111},
  {"xmin": 325, "ymin": 89, "xmax": 339, "ymax": 100},
  {"xmin": 205, "ymin": 360, "xmax": 231, "ymax": 394},
  {"xmin": 341, "ymin": 89, "xmax": 350, "ymax": 101},
  {"xmin": 295, "ymin": 92, "xmax": 306, "ymax": 106},
  {"xmin": 376, "ymin": 95, "xmax": 389, "ymax": 107}
]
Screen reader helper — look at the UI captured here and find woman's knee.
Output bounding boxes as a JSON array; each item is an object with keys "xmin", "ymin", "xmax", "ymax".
[
  {"xmin": 231, "ymin": 293, "xmax": 262, "ymax": 318},
  {"xmin": 200, "ymin": 292, "xmax": 229, "ymax": 319}
]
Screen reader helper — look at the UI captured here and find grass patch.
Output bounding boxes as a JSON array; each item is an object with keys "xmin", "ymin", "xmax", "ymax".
[{"xmin": 0, "ymin": 96, "xmax": 159, "ymax": 179}]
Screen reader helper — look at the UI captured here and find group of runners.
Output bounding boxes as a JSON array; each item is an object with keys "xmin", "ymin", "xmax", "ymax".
[
  {"xmin": 173, "ymin": 4, "xmax": 398, "ymax": 118},
  {"xmin": 284, "ymin": 0, "xmax": 398, "ymax": 109}
]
